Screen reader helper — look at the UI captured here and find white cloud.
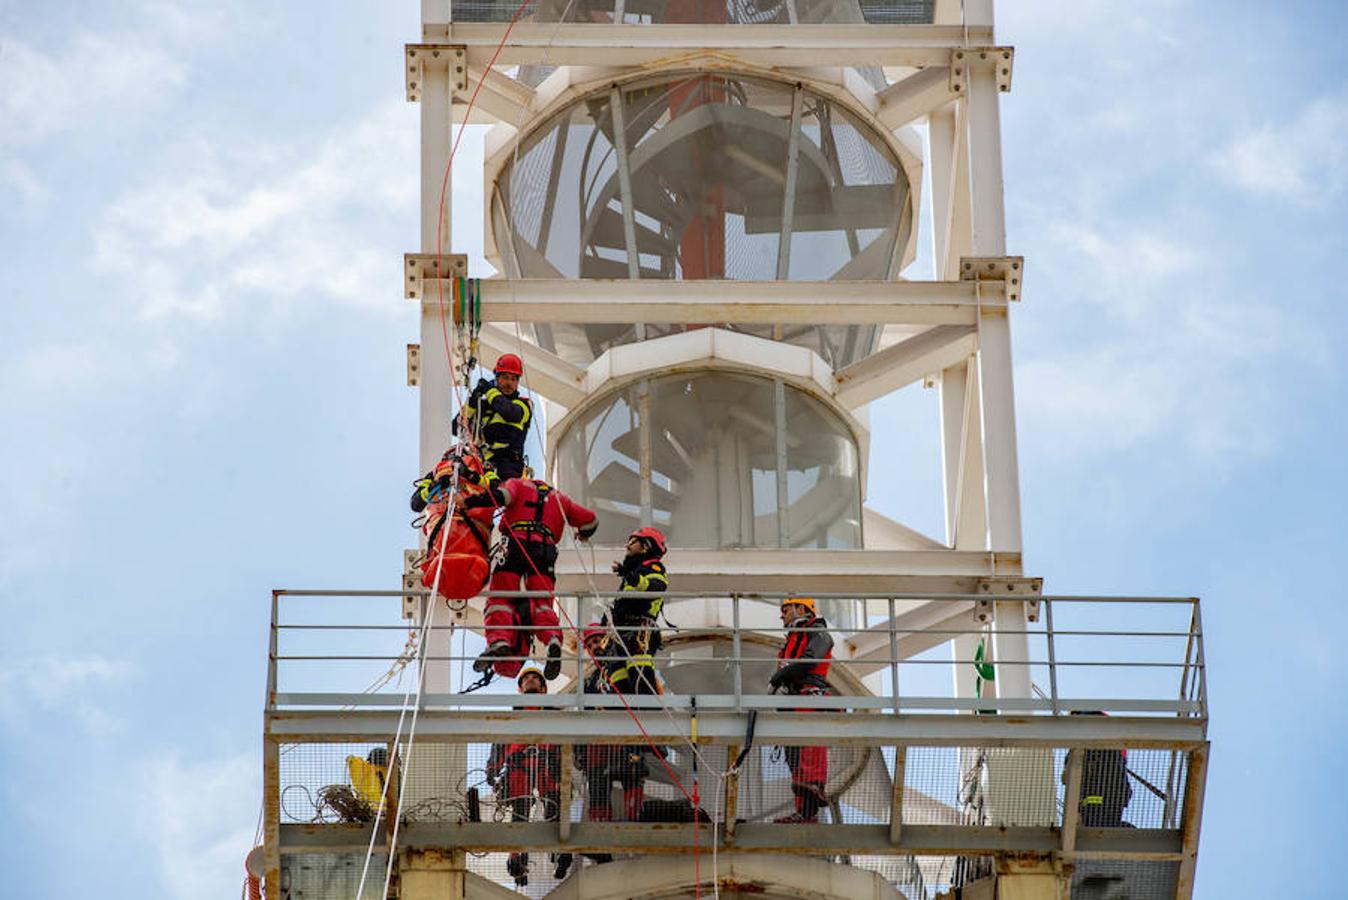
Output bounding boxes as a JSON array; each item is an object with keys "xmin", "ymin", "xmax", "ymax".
[
  {"xmin": 141, "ymin": 751, "xmax": 260, "ymax": 900},
  {"xmin": 0, "ymin": 33, "xmax": 185, "ymax": 150},
  {"xmin": 1014, "ymin": 210, "xmax": 1321, "ymax": 467},
  {"xmin": 94, "ymin": 101, "xmax": 419, "ymax": 320},
  {"xmin": 1, "ymin": 159, "xmax": 48, "ymax": 210},
  {"xmin": 1214, "ymin": 89, "xmax": 1348, "ymax": 204},
  {"xmin": 0, "ymin": 654, "xmax": 132, "ymax": 736}
]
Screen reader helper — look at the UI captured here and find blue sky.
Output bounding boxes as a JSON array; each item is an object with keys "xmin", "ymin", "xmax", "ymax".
[{"xmin": 2, "ymin": 1, "xmax": 1344, "ymax": 897}]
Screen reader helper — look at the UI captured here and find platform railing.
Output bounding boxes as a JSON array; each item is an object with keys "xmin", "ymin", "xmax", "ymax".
[{"xmin": 266, "ymin": 589, "xmax": 1207, "ymax": 721}]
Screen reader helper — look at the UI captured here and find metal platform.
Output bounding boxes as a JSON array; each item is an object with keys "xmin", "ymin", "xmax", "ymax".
[{"xmin": 261, "ymin": 589, "xmax": 1207, "ymax": 899}]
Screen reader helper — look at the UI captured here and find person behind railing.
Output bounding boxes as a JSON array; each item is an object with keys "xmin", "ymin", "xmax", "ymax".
[
  {"xmin": 606, "ymin": 527, "xmax": 669, "ymax": 695},
  {"xmin": 485, "ymin": 665, "xmax": 573, "ymax": 886},
  {"xmin": 1064, "ymin": 711, "xmax": 1133, "ymax": 827},
  {"xmin": 462, "ymin": 473, "xmax": 597, "ymax": 680},
  {"xmin": 769, "ymin": 596, "xmax": 833, "ymax": 824},
  {"xmin": 575, "ymin": 623, "xmax": 649, "ymax": 841}
]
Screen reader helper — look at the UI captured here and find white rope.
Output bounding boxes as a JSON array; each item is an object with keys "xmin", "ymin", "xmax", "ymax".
[
  {"xmin": 354, "ymin": 465, "xmax": 462, "ymax": 899},
  {"xmin": 377, "ymin": 592, "xmax": 438, "ymax": 898}
]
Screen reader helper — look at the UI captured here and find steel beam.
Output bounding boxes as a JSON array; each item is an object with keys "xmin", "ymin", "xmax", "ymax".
[
  {"xmin": 877, "ymin": 65, "xmax": 959, "ymax": 129},
  {"xmin": 417, "ymin": 63, "xmax": 453, "ymax": 474},
  {"xmin": 444, "ymin": 24, "xmax": 994, "ymax": 69},
  {"xmin": 1061, "ymin": 747, "xmax": 1084, "ymax": 855},
  {"xmin": 279, "ymin": 821, "xmax": 1182, "ymax": 859},
  {"xmin": 268, "ymin": 710, "xmax": 1207, "ymax": 749},
  {"xmin": 263, "ymin": 738, "xmax": 280, "ymax": 898},
  {"xmin": 556, "ymin": 547, "xmax": 1019, "ymax": 594},
  {"xmin": 412, "ymin": 277, "xmax": 1010, "ymax": 326},
  {"xmin": 476, "ymin": 324, "xmax": 586, "ymax": 406},
  {"xmin": 1175, "ymin": 743, "xmax": 1209, "ymax": 900},
  {"xmin": 889, "ymin": 746, "xmax": 906, "ymax": 844},
  {"xmin": 456, "ymin": 63, "xmax": 534, "ymax": 124},
  {"xmin": 835, "ymin": 325, "xmax": 977, "ymax": 408}
]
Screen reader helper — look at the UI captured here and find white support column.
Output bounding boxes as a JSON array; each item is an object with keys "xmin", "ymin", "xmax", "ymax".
[
  {"xmin": 413, "ymin": 17, "xmax": 462, "ymax": 812},
  {"xmin": 418, "ymin": 38, "xmax": 453, "ymax": 476},
  {"xmin": 927, "ymin": 104, "xmax": 958, "ymax": 278},
  {"xmin": 400, "ymin": 848, "xmax": 466, "ymax": 900},
  {"xmin": 938, "ymin": 362, "xmax": 967, "ymax": 546},
  {"xmin": 966, "ymin": 53, "xmax": 1030, "ymax": 703},
  {"xmin": 945, "ymin": 102, "xmax": 972, "ymax": 281},
  {"xmin": 966, "ymin": 63, "xmax": 1022, "ymax": 558},
  {"xmin": 962, "ymin": 0, "xmax": 995, "ymax": 29}
]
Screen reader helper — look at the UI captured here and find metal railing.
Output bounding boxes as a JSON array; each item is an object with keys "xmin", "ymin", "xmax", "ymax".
[
  {"xmin": 446, "ymin": 1, "xmax": 937, "ymax": 26},
  {"xmin": 266, "ymin": 589, "xmax": 1207, "ymax": 721}
]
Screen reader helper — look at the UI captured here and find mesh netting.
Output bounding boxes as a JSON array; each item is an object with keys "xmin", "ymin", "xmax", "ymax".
[
  {"xmin": 279, "ymin": 852, "xmax": 388, "ymax": 900},
  {"xmin": 451, "ymin": 0, "xmax": 935, "ymax": 25},
  {"xmin": 1072, "ymin": 859, "xmax": 1181, "ymax": 899}
]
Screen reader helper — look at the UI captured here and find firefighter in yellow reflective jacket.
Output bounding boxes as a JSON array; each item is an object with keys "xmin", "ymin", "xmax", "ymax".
[
  {"xmin": 455, "ymin": 353, "xmax": 532, "ymax": 481},
  {"xmin": 346, "ymin": 747, "xmax": 389, "ymax": 813},
  {"xmin": 606, "ymin": 527, "xmax": 668, "ymax": 695}
]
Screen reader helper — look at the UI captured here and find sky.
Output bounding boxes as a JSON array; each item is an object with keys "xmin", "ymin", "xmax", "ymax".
[{"xmin": 1, "ymin": 1, "xmax": 1345, "ymax": 897}]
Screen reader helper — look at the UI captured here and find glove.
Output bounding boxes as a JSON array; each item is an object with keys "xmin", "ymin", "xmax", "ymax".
[
  {"xmin": 768, "ymin": 669, "xmax": 786, "ymax": 690},
  {"xmin": 472, "ymin": 377, "xmax": 492, "ymax": 399},
  {"xmin": 611, "ymin": 560, "xmax": 628, "ymax": 576},
  {"xmin": 458, "ymin": 463, "xmax": 482, "ymax": 485}
]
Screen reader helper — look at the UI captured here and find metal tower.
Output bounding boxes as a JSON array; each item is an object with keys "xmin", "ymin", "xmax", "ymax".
[{"xmin": 256, "ymin": 3, "xmax": 1209, "ymax": 899}]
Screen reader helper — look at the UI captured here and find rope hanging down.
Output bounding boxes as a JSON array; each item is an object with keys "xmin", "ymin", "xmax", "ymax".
[{"xmin": 401, "ymin": 1, "xmax": 726, "ymax": 890}]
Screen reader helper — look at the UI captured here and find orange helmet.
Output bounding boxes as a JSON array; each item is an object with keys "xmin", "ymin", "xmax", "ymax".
[
  {"xmin": 628, "ymin": 527, "xmax": 667, "ymax": 556},
  {"xmin": 494, "ymin": 353, "xmax": 524, "ymax": 376}
]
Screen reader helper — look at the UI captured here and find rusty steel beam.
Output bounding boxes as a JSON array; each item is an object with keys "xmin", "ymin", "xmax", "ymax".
[
  {"xmin": 1174, "ymin": 742, "xmax": 1209, "ymax": 900},
  {"xmin": 278, "ymin": 821, "xmax": 1183, "ymax": 859}
]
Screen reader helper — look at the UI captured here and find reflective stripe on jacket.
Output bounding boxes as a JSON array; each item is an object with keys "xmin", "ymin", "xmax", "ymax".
[
  {"xmin": 776, "ymin": 615, "xmax": 833, "ymax": 692},
  {"xmin": 613, "ymin": 557, "xmax": 668, "ymax": 621}
]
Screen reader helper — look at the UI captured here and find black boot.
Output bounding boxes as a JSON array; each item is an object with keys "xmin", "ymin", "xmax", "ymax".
[
  {"xmin": 552, "ymin": 852, "xmax": 573, "ymax": 880},
  {"xmin": 507, "ymin": 851, "xmax": 529, "ymax": 886}
]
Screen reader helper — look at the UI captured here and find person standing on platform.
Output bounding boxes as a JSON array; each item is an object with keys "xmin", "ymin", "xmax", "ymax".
[
  {"xmin": 607, "ymin": 527, "xmax": 669, "ymax": 695},
  {"xmin": 486, "ymin": 666, "xmax": 573, "ymax": 886},
  {"xmin": 576, "ymin": 623, "xmax": 650, "ymax": 830},
  {"xmin": 769, "ymin": 596, "xmax": 833, "ymax": 824}
]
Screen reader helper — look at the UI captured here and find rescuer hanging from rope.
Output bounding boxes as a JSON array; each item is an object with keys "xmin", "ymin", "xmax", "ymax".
[
  {"xmin": 486, "ymin": 666, "xmax": 573, "ymax": 886},
  {"xmin": 455, "ymin": 353, "xmax": 532, "ymax": 482},
  {"xmin": 769, "ymin": 596, "xmax": 833, "ymax": 824},
  {"xmin": 575, "ymin": 623, "xmax": 649, "ymax": 834},
  {"xmin": 409, "ymin": 449, "xmax": 495, "ymax": 600},
  {"xmin": 462, "ymin": 473, "xmax": 597, "ymax": 680},
  {"xmin": 606, "ymin": 527, "xmax": 669, "ymax": 696}
]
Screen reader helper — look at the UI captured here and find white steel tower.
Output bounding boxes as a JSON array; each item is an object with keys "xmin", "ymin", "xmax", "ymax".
[{"xmin": 255, "ymin": 4, "xmax": 1209, "ymax": 899}]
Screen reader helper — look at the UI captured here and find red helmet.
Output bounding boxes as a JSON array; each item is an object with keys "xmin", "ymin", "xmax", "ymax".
[
  {"xmin": 494, "ymin": 353, "xmax": 524, "ymax": 376},
  {"xmin": 628, "ymin": 527, "xmax": 667, "ymax": 556},
  {"xmin": 582, "ymin": 623, "xmax": 607, "ymax": 644}
]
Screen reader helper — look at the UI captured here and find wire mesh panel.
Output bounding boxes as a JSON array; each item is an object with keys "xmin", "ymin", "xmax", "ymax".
[
  {"xmin": 450, "ymin": 0, "xmax": 936, "ymax": 25},
  {"xmin": 1071, "ymin": 860, "xmax": 1181, "ymax": 900},
  {"xmin": 1053, "ymin": 746, "xmax": 1192, "ymax": 831},
  {"xmin": 280, "ymin": 852, "xmax": 388, "ymax": 900},
  {"xmin": 279, "ymin": 742, "xmax": 394, "ymax": 824}
]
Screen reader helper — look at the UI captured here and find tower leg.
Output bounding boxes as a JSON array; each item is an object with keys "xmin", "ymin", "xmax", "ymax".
[{"xmin": 399, "ymin": 848, "xmax": 465, "ymax": 900}]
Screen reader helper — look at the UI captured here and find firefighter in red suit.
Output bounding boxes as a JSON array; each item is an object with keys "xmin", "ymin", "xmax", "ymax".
[
  {"xmin": 463, "ymin": 476, "xmax": 597, "ymax": 680},
  {"xmin": 486, "ymin": 666, "xmax": 572, "ymax": 886},
  {"xmin": 769, "ymin": 596, "xmax": 833, "ymax": 823}
]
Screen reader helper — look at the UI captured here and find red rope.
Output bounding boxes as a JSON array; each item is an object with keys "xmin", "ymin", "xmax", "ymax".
[
  {"xmin": 420, "ymin": 0, "xmax": 695, "ymax": 802},
  {"xmin": 424, "ymin": 7, "xmax": 703, "ymax": 880},
  {"xmin": 693, "ymin": 780, "xmax": 702, "ymax": 898}
]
